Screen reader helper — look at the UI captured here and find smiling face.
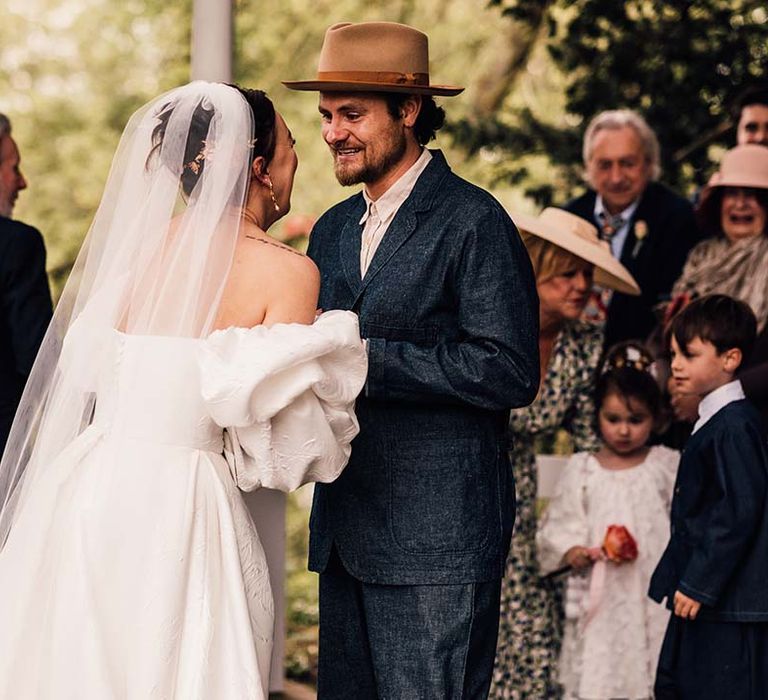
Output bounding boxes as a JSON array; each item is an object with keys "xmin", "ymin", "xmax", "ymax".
[
  {"xmin": 587, "ymin": 126, "xmax": 651, "ymax": 215},
  {"xmin": 318, "ymin": 92, "xmax": 417, "ymax": 198},
  {"xmin": 0, "ymin": 135, "xmax": 27, "ymax": 218},
  {"xmin": 598, "ymin": 392, "xmax": 654, "ymax": 456},
  {"xmin": 669, "ymin": 335, "xmax": 740, "ymax": 398},
  {"xmin": 720, "ymin": 186, "xmax": 767, "ymax": 242},
  {"xmin": 737, "ymin": 104, "xmax": 768, "ymax": 147}
]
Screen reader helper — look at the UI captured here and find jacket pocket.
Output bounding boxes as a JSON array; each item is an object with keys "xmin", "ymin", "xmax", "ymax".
[
  {"xmin": 363, "ymin": 321, "xmax": 438, "ymax": 344},
  {"xmin": 387, "ymin": 436, "xmax": 493, "ymax": 554}
]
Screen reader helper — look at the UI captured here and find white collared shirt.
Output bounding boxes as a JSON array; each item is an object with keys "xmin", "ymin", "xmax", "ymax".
[
  {"xmin": 358, "ymin": 148, "xmax": 432, "ymax": 276},
  {"xmin": 593, "ymin": 195, "xmax": 641, "ymax": 260},
  {"xmin": 692, "ymin": 379, "xmax": 746, "ymax": 434}
]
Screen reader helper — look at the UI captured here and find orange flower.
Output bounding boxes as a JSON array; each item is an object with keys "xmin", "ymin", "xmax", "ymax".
[{"xmin": 602, "ymin": 524, "xmax": 638, "ymax": 563}]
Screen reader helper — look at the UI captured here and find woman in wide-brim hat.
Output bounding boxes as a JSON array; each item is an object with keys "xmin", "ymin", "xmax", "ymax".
[
  {"xmin": 491, "ymin": 208, "xmax": 639, "ymax": 698},
  {"xmin": 673, "ymin": 144, "xmax": 768, "ymax": 329},
  {"xmin": 667, "ymin": 144, "xmax": 768, "ymax": 426}
]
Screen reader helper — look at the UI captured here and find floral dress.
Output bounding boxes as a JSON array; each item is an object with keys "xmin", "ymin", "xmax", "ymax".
[{"xmin": 491, "ymin": 320, "xmax": 603, "ymax": 699}]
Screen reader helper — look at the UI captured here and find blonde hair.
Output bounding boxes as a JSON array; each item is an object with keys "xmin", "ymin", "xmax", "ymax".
[{"xmin": 522, "ymin": 233, "xmax": 589, "ymax": 283}]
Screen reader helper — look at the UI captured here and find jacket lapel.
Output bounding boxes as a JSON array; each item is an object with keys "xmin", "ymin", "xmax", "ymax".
[
  {"xmin": 353, "ymin": 150, "xmax": 450, "ymax": 304},
  {"xmin": 339, "ymin": 196, "xmax": 366, "ymax": 297},
  {"xmin": 620, "ymin": 186, "xmax": 655, "ymax": 270}
]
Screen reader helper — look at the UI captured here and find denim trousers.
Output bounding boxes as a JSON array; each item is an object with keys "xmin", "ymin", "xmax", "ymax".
[{"xmin": 317, "ymin": 548, "xmax": 501, "ymax": 699}]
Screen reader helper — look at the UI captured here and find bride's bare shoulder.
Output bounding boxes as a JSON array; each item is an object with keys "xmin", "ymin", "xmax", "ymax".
[{"xmin": 239, "ymin": 234, "xmax": 317, "ymax": 274}]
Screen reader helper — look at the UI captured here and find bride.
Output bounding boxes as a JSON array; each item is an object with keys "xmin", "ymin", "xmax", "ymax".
[{"xmin": 0, "ymin": 82, "xmax": 366, "ymax": 699}]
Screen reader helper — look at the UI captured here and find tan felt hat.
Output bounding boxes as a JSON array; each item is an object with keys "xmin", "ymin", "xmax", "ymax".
[
  {"xmin": 511, "ymin": 207, "xmax": 641, "ymax": 295},
  {"xmin": 282, "ymin": 22, "xmax": 464, "ymax": 96}
]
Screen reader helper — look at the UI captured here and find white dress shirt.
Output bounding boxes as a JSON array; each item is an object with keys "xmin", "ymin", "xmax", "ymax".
[
  {"xmin": 358, "ymin": 148, "xmax": 432, "ymax": 276},
  {"xmin": 692, "ymin": 379, "xmax": 746, "ymax": 434},
  {"xmin": 594, "ymin": 195, "xmax": 640, "ymax": 260}
]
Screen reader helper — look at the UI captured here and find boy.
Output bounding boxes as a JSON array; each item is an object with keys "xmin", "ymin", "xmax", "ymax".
[{"xmin": 649, "ymin": 294, "xmax": 768, "ymax": 699}]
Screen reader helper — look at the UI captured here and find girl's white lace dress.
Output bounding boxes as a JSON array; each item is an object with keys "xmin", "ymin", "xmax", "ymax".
[{"xmin": 537, "ymin": 445, "xmax": 679, "ymax": 700}]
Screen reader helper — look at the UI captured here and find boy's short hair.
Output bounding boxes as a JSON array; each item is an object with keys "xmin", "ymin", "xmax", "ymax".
[{"xmin": 670, "ymin": 294, "xmax": 757, "ymax": 359}]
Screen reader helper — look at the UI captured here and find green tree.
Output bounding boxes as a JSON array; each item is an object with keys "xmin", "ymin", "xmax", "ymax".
[{"xmin": 450, "ymin": 0, "xmax": 768, "ymax": 205}]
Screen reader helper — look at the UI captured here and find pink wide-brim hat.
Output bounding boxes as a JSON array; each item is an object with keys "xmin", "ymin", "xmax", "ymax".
[
  {"xmin": 282, "ymin": 22, "xmax": 464, "ymax": 96},
  {"xmin": 698, "ymin": 144, "xmax": 768, "ymax": 229},
  {"xmin": 511, "ymin": 207, "xmax": 641, "ymax": 295}
]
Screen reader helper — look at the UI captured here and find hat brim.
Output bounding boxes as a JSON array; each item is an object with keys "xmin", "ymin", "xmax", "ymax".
[
  {"xmin": 282, "ymin": 79, "xmax": 464, "ymax": 96},
  {"xmin": 512, "ymin": 211, "xmax": 641, "ymax": 296}
]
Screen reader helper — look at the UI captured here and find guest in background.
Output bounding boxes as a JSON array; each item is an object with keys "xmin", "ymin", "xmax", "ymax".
[
  {"xmin": 0, "ymin": 113, "xmax": 52, "ymax": 455},
  {"xmin": 668, "ymin": 144, "xmax": 768, "ymax": 426},
  {"xmin": 735, "ymin": 84, "xmax": 768, "ymax": 147},
  {"xmin": 565, "ymin": 110, "xmax": 700, "ymax": 348},
  {"xmin": 538, "ymin": 341, "xmax": 678, "ymax": 700},
  {"xmin": 492, "ymin": 208, "xmax": 639, "ymax": 698}
]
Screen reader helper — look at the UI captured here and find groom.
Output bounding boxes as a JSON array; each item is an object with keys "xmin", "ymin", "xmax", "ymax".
[{"xmin": 284, "ymin": 22, "xmax": 539, "ymax": 698}]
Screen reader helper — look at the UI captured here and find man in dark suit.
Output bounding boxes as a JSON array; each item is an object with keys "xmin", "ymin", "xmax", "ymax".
[
  {"xmin": 284, "ymin": 21, "xmax": 539, "ymax": 699},
  {"xmin": 564, "ymin": 109, "xmax": 700, "ymax": 347},
  {"xmin": 0, "ymin": 113, "xmax": 52, "ymax": 454}
]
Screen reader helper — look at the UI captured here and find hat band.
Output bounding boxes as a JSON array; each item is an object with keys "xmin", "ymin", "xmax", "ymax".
[{"xmin": 316, "ymin": 70, "xmax": 430, "ymax": 86}]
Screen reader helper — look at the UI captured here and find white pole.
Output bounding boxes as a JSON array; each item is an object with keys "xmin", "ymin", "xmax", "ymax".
[
  {"xmin": 190, "ymin": 2, "xmax": 288, "ymax": 693},
  {"xmin": 191, "ymin": 0, "xmax": 233, "ymax": 81}
]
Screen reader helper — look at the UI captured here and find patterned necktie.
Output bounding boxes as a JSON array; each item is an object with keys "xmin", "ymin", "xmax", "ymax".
[{"xmin": 598, "ymin": 212, "xmax": 624, "ymax": 241}]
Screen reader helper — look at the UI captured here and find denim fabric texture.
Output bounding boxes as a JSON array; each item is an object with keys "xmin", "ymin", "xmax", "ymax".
[
  {"xmin": 649, "ymin": 400, "xmax": 768, "ymax": 621},
  {"xmin": 306, "ymin": 150, "xmax": 539, "ymax": 586},
  {"xmin": 318, "ymin": 548, "xmax": 501, "ymax": 700}
]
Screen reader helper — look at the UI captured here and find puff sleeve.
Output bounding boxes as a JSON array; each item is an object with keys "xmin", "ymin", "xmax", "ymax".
[{"xmin": 199, "ymin": 311, "xmax": 367, "ymax": 493}]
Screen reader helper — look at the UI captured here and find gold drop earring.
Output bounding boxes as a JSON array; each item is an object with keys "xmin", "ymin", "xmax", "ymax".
[{"xmin": 266, "ymin": 175, "xmax": 280, "ymax": 212}]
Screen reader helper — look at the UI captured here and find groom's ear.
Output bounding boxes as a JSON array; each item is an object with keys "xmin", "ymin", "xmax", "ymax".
[
  {"xmin": 251, "ymin": 156, "xmax": 269, "ymax": 184},
  {"xmin": 400, "ymin": 95, "xmax": 422, "ymax": 128}
]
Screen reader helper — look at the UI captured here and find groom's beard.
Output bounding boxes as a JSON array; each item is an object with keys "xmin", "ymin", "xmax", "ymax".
[{"xmin": 331, "ymin": 125, "xmax": 407, "ymax": 187}]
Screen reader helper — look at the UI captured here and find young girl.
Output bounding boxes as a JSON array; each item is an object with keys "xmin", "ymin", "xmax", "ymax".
[{"xmin": 537, "ymin": 342, "xmax": 679, "ymax": 700}]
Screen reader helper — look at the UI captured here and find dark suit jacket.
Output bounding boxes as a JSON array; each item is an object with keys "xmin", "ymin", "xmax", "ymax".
[
  {"xmin": 649, "ymin": 400, "xmax": 768, "ymax": 621},
  {"xmin": 564, "ymin": 182, "xmax": 701, "ymax": 347},
  {"xmin": 307, "ymin": 150, "xmax": 539, "ymax": 585},
  {"xmin": 0, "ymin": 217, "xmax": 52, "ymax": 452}
]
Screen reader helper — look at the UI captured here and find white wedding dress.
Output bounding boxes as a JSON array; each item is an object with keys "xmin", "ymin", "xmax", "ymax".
[{"xmin": 0, "ymin": 310, "xmax": 366, "ymax": 700}]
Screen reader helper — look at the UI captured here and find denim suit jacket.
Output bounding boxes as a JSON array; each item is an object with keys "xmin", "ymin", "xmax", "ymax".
[
  {"xmin": 306, "ymin": 150, "xmax": 539, "ymax": 585},
  {"xmin": 649, "ymin": 400, "xmax": 768, "ymax": 621}
]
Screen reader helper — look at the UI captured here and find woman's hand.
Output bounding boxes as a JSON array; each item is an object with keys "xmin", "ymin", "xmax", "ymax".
[{"xmin": 563, "ymin": 546, "xmax": 595, "ymax": 570}]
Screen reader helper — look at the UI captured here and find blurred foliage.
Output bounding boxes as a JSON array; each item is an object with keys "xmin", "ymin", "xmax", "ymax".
[
  {"xmin": 1, "ymin": 0, "xmax": 191, "ymax": 288},
  {"xmin": 285, "ymin": 489, "xmax": 319, "ymax": 683},
  {"xmin": 450, "ymin": 0, "xmax": 768, "ymax": 205}
]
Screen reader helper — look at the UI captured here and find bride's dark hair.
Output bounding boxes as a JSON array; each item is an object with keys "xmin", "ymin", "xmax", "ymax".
[{"xmin": 147, "ymin": 83, "xmax": 277, "ymax": 196}]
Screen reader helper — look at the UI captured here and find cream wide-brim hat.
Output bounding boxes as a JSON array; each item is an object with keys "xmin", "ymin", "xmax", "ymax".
[
  {"xmin": 511, "ymin": 207, "xmax": 641, "ymax": 295},
  {"xmin": 282, "ymin": 22, "xmax": 464, "ymax": 96},
  {"xmin": 698, "ymin": 144, "xmax": 768, "ymax": 232}
]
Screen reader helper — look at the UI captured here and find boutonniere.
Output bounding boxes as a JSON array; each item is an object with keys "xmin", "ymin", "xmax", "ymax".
[{"xmin": 630, "ymin": 220, "xmax": 648, "ymax": 258}]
